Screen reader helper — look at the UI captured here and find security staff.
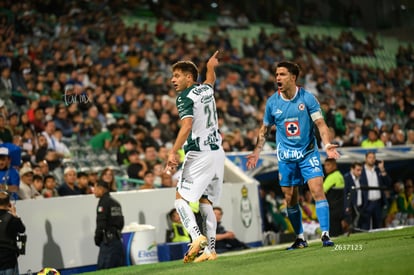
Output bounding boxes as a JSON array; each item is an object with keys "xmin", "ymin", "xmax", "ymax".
[
  {"xmin": 94, "ymin": 180, "xmax": 125, "ymax": 269},
  {"xmin": 0, "ymin": 191, "xmax": 26, "ymax": 274},
  {"xmin": 168, "ymin": 208, "xmax": 190, "ymax": 243}
]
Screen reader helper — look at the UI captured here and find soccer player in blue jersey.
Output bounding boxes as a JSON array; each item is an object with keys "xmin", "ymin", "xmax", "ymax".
[{"xmin": 246, "ymin": 61, "xmax": 340, "ymax": 249}]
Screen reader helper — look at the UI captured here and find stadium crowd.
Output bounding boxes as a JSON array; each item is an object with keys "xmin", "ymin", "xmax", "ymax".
[{"xmin": 0, "ymin": 0, "xmax": 413, "ymax": 232}]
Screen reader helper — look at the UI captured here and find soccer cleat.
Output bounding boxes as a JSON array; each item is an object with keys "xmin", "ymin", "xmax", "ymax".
[
  {"xmin": 183, "ymin": 235, "xmax": 208, "ymax": 263},
  {"xmin": 286, "ymin": 238, "xmax": 308, "ymax": 250},
  {"xmin": 194, "ymin": 250, "xmax": 217, "ymax": 263},
  {"xmin": 321, "ymin": 234, "xmax": 334, "ymax": 247}
]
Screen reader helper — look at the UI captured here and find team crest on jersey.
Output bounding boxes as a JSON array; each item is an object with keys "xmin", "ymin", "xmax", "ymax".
[
  {"xmin": 298, "ymin": 103, "xmax": 305, "ymax": 111},
  {"xmin": 285, "ymin": 121, "xmax": 300, "ymax": 136}
]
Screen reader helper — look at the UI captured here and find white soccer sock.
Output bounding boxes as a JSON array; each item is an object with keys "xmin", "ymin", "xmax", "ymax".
[
  {"xmin": 199, "ymin": 203, "xmax": 216, "ymax": 252},
  {"xmin": 174, "ymin": 199, "xmax": 202, "ymax": 240}
]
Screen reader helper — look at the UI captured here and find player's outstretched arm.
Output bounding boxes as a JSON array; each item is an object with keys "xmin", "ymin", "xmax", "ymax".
[
  {"xmin": 246, "ymin": 124, "xmax": 269, "ymax": 169},
  {"xmin": 204, "ymin": 50, "xmax": 219, "ymax": 87},
  {"xmin": 315, "ymin": 118, "xmax": 340, "ymax": 159}
]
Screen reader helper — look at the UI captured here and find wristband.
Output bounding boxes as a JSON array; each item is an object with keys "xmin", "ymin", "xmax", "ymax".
[{"xmin": 324, "ymin": 143, "xmax": 332, "ymax": 150}]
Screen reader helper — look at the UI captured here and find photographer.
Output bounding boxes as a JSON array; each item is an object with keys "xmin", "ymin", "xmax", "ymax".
[{"xmin": 0, "ymin": 191, "xmax": 26, "ymax": 275}]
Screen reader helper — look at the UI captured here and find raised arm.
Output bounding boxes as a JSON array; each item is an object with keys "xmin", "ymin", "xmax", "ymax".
[{"xmin": 203, "ymin": 50, "xmax": 219, "ymax": 87}]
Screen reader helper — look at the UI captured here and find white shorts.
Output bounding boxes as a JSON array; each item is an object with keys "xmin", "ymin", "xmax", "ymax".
[{"xmin": 177, "ymin": 149, "xmax": 225, "ymax": 205}]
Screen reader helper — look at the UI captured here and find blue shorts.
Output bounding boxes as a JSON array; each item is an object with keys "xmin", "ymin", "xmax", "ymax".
[{"xmin": 278, "ymin": 150, "xmax": 324, "ymax": 187}]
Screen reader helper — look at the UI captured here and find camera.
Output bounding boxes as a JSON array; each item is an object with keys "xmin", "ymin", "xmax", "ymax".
[
  {"xmin": 375, "ymin": 160, "xmax": 382, "ymax": 165},
  {"xmin": 16, "ymin": 233, "xmax": 27, "ymax": 255}
]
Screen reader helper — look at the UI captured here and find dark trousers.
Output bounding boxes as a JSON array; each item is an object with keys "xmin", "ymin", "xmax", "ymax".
[
  {"xmin": 326, "ymin": 188, "xmax": 345, "ymax": 237},
  {"xmin": 97, "ymin": 239, "xmax": 125, "ymax": 270},
  {"xmin": 358, "ymin": 199, "xmax": 383, "ymax": 230}
]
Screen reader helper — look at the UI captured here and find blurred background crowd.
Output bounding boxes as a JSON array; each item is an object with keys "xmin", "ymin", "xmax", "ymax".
[{"xmin": 0, "ymin": 0, "xmax": 413, "ymax": 229}]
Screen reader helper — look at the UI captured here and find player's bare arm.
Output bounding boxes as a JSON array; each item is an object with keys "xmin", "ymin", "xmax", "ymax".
[
  {"xmin": 204, "ymin": 50, "xmax": 219, "ymax": 87},
  {"xmin": 246, "ymin": 124, "xmax": 270, "ymax": 169},
  {"xmin": 314, "ymin": 118, "xmax": 340, "ymax": 159},
  {"xmin": 165, "ymin": 117, "xmax": 193, "ymax": 173}
]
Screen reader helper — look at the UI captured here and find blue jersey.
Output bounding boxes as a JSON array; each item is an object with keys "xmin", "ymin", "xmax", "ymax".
[
  {"xmin": 0, "ymin": 167, "xmax": 20, "ymax": 200},
  {"xmin": 263, "ymin": 87, "xmax": 322, "ymax": 162}
]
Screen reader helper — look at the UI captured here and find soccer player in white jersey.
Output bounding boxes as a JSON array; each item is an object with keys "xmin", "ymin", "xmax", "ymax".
[
  {"xmin": 166, "ymin": 51, "xmax": 224, "ymax": 263},
  {"xmin": 246, "ymin": 61, "xmax": 340, "ymax": 249}
]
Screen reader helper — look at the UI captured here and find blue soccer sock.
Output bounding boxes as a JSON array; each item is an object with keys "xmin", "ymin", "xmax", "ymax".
[
  {"xmin": 287, "ymin": 204, "xmax": 303, "ymax": 236},
  {"xmin": 315, "ymin": 200, "xmax": 330, "ymax": 233}
]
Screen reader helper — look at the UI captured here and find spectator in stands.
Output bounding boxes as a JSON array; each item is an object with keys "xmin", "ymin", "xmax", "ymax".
[
  {"xmin": 379, "ymin": 131, "xmax": 392, "ymax": 147},
  {"xmin": 127, "ymin": 150, "xmax": 147, "ymax": 182},
  {"xmin": 167, "ymin": 208, "xmax": 191, "ymax": 243},
  {"xmin": 116, "ymin": 136, "xmax": 137, "ymax": 166},
  {"xmin": 85, "ymin": 105, "xmax": 103, "ymax": 137},
  {"xmin": 0, "ymin": 147, "xmax": 19, "ymax": 194},
  {"xmin": 406, "ymin": 130, "xmax": 414, "ymax": 145},
  {"xmin": 32, "ymin": 174, "xmax": 44, "ymax": 199},
  {"xmin": 0, "ymin": 67, "xmax": 13, "ymax": 108},
  {"xmin": 333, "ymin": 104, "xmax": 348, "ymax": 137},
  {"xmin": 323, "ymin": 159, "xmax": 345, "ymax": 236},
  {"xmin": 149, "ymin": 127, "xmax": 164, "ymax": 149},
  {"xmin": 88, "ymin": 168, "xmax": 100, "ymax": 190},
  {"xmin": 57, "ymin": 167, "xmax": 82, "ymax": 196},
  {"xmin": 343, "ymin": 125, "xmax": 363, "ymax": 147},
  {"xmin": 7, "ymin": 112, "xmax": 22, "ymax": 136},
  {"xmin": 347, "ymin": 99, "xmax": 364, "ymax": 124},
  {"xmin": 358, "ymin": 152, "xmax": 391, "ymax": 230},
  {"xmin": 52, "ymin": 128, "xmax": 71, "ymax": 158},
  {"xmin": 0, "ymin": 114, "xmax": 13, "ymax": 143},
  {"xmin": 143, "ymin": 144, "xmax": 162, "ymax": 172},
  {"xmin": 395, "ymin": 179, "xmax": 414, "ymax": 225},
  {"xmin": 155, "ymin": 112, "xmax": 176, "ymax": 145},
  {"xmin": 361, "ymin": 116, "xmax": 375, "ymax": 139},
  {"xmin": 360, "ymin": 129, "xmax": 385, "ymax": 148},
  {"xmin": 21, "ymin": 127, "xmax": 35, "ymax": 159},
  {"xmin": 405, "ymin": 109, "xmax": 414, "ymax": 131},
  {"xmin": 214, "ymin": 206, "xmax": 249, "ymax": 253},
  {"xmin": 77, "ymin": 171, "xmax": 92, "ymax": 195},
  {"xmin": 34, "ymin": 133, "xmax": 61, "ymax": 171},
  {"xmin": 389, "ymin": 123, "xmax": 403, "ymax": 144},
  {"xmin": 37, "ymin": 160, "xmax": 49, "ymax": 178},
  {"xmin": 17, "ymin": 165, "xmax": 38, "ymax": 200},
  {"xmin": 42, "ymin": 174, "xmax": 59, "ymax": 198},
  {"xmin": 89, "ymin": 123, "xmax": 122, "ymax": 151},
  {"xmin": 99, "ymin": 167, "xmax": 117, "ymax": 192},
  {"xmin": 138, "ymin": 170, "xmax": 156, "ymax": 190},
  {"xmin": 31, "ymin": 107, "xmax": 46, "ymax": 134},
  {"xmin": 375, "ymin": 110, "xmax": 387, "ymax": 131},
  {"xmin": 42, "ymin": 120, "xmax": 59, "ymax": 151}
]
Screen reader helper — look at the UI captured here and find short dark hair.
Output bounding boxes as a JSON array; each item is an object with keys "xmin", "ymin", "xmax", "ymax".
[
  {"xmin": 43, "ymin": 174, "xmax": 55, "ymax": 183},
  {"xmin": 33, "ymin": 174, "xmax": 43, "ymax": 182},
  {"xmin": 350, "ymin": 161, "xmax": 363, "ymax": 169},
  {"xmin": 276, "ymin": 61, "xmax": 300, "ymax": 79},
  {"xmin": 213, "ymin": 206, "xmax": 223, "ymax": 215},
  {"xmin": 0, "ymin": 191, "xmax": 10, "ymax": 206},
  {"xmin": 171, "ymin": 61, "xmax": 198, "ymax": 81}
]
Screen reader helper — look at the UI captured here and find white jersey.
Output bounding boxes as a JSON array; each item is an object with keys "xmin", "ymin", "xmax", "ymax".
[{"xmin": 176, "ymin": 83, "xmax": 222, "ymax": 153}]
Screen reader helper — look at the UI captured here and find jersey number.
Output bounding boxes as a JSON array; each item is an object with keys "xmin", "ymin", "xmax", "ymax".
[
  {"xmin": 204, "ymin": 101, "xmax": 217, "ymax": 128},
  {"xmin": 308, "ymin": 156, "xmax": 320, "ymax": 167}
]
